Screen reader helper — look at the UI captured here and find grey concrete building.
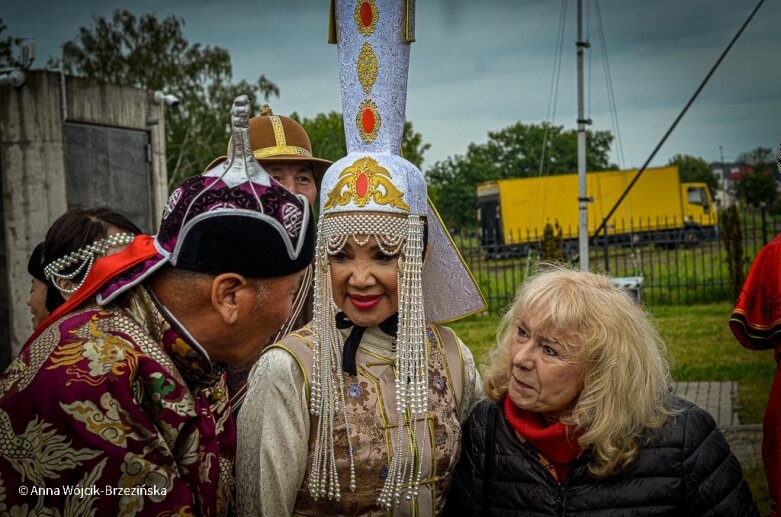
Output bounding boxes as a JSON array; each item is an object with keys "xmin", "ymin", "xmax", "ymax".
[{"xmin": 0, "ymin": 70, "xmax": 168, "ymax": 368}]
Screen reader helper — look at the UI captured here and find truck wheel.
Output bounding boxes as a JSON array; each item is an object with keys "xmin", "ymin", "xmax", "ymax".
[{"xmin": 680, "ymin": 228, "xmax": 700, "ymax": 248}]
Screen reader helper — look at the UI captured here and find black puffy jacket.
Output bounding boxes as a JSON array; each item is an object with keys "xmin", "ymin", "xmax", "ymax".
[{"xmin": 444, "ymin": 397, "xmax": 758, "ymax": 516}]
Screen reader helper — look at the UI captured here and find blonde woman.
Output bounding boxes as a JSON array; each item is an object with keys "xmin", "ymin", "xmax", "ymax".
[{"xmin": 445, "ymin": 268, "xmax": 758, "ymax": 516}]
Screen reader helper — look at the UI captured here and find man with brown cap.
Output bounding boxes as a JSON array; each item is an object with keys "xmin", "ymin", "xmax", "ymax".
[
  {"xmin": 206, "ymin": 104, "xmax": 331, "ymax": 207},
  {"xmin": 0, "ymin": 96, "xmax": 315, "ymax": 516},
  {"xmin": 206, "ymin": 105, "xmax": 331, "ymax": 412}
]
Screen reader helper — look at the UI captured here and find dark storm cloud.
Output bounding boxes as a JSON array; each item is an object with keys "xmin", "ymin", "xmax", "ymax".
[{"xmin": 3, "ymin": 0, "xmax": 779, "ymax": 166}]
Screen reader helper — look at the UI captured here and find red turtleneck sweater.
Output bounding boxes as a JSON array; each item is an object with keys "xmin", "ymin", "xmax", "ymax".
[{"xmin": 504, "ymin": 394, "xmax": 583, "ymax": 482}]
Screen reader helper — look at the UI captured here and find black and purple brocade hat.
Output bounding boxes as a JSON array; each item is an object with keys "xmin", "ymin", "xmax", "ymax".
[{"xmin": 96, "ymin": 96, "xmax": 315, "ymax": 305}]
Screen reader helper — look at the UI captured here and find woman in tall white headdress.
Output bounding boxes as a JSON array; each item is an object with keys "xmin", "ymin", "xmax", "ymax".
[{"xmin": 236, "ymin": 1, "xmax": 486, "ymax": 515}]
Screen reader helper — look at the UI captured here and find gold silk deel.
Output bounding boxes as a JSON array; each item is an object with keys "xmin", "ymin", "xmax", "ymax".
[{"xmin": 270, "ymin": 324, "xmax": 465, "ymax": 517}]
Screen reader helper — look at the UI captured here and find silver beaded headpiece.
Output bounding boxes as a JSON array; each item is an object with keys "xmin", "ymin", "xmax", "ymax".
[
  {"xmin": 44, "ymin": 232, "xmax": 136, "ymax": 295},
  {"xmin": 308, "ymin": 0, "xmax": 484, "ymax": 510},
  {"xmin": 309, "ymin": 212, "xmax": 426, "ymax": 507}
]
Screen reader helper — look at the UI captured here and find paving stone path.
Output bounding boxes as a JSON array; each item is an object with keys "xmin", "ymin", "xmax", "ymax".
[
  {"xmin": 674, "ymin": 381, "xmax": 739, "ymax": 426},
  {"xmin": 674, "ymin": 381, "xmax": 761, "ymax": 469}
]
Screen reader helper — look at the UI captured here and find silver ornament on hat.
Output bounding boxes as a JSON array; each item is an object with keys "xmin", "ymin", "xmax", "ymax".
[{"xmin": 94, "ymin": 95, "xmax": 314, "ymax": 306}]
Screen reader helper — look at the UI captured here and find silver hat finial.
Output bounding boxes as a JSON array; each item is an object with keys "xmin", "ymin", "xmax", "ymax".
[{"xmin": 223, "ymin": 95, "xmax": 270, "ymax": 186}]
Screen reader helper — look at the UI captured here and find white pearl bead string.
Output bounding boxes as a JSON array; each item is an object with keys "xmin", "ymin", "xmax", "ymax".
[
  {"xmin": 323, "ymin": 215, "xmax": 406, "ymax": 257},
  {"xmin": 377, "ymin": 215, "xmax": 427, "ymax": 509},
  {"xmin": 310, "ymin": 227, "xmax": 356, "ymax": 502},
  {"xmin": 309, "ymin": 213, "xmax": 428, "ymax": 511},
  {"xmin": 43, "ymin": 232, "xmax": 136, "ymax": 295}
]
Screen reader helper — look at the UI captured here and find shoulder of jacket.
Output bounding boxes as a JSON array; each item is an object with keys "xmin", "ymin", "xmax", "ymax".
[
  {"xmin": 671, "ymin": 396, "xmax": 715, "ymax": 430},
  {"xmin": 467, "ymin": 399, "xmax": 500, "ymax": 429},
  {"xmin": 266, "ymin": 327, "xmax": 315, "ymax": 355},
  {"xmin": 650, "ymin": 396, "xmax": 716, "ymax": 453}
]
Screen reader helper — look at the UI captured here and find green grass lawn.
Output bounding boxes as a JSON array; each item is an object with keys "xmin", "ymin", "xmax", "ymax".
[
  {"xmin": 648, "ymin": 303, "xmax": 774, "ymax": 425},
  {"xmin": 449, "ymin": 302, "xmax": 773, "ymax": 513}
]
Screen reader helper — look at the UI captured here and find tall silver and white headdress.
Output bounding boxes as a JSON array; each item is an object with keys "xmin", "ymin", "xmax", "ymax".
[{"xmin": 309, "ymin": 0, "xmax": 485, "ymax": 509}]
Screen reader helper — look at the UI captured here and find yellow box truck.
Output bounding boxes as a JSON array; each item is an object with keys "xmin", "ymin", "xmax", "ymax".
[{"xmin": 477, "ymin": 166, "xmax": 717, "ymax": 251}]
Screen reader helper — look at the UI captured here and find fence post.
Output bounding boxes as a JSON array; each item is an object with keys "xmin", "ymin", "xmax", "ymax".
[
  {"xmin": 603, "ymin": 225, "xmax": 609, "ymax": 273},
  {"xmin": 761, "ymin": 202, "xmax": 768, "ymax": 246}
]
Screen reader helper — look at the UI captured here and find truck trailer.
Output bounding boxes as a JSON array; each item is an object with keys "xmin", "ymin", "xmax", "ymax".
[{"xmin": 477, "ymin": 166, "xmax": 717, "ymax": 253}]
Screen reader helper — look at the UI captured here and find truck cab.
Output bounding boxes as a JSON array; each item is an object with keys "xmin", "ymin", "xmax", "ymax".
[{"xmin": 681, "ymin": 182, "xmax": 717, "ymax": 227}]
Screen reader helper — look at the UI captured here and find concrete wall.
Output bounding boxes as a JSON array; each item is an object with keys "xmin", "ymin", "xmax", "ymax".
[{"xmin": 0, "ymin": 70, "xmax": 167, "ymax": 363}]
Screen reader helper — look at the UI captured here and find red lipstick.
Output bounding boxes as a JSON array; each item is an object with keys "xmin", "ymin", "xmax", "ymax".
[{"xmin": 350, "ymin": 295, "xmax": 382, "ymax": 310}]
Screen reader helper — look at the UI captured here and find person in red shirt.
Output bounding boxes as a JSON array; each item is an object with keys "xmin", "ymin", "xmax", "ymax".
[{"xmin": 730, "ymin": 231, "xmax": 781, "ymax": 517}]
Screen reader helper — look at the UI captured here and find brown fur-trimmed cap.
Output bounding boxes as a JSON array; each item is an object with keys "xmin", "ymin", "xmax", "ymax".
[{"xmin": 205, "ymin": 104, "xmax": 331, "ymax": 186}]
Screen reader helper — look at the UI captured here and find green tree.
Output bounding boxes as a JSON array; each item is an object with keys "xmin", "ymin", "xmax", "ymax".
[
  {"xmin": 734, "ymin": 168, "xmax": 777, "ymax": 208},
  {"xmin": 290, "ymin": 111, "xmax": 430, "ymax": 169},
  {"xmin": 738, "ymin": 146, "xmax": 774, "ymax": 166},
  {"xmin": 467, "ymin": 122, "xmax": 614, "ymax": 181},
  {"xmin": 731, "ymin": 146, "xmax": 779, "ymax": 209},
  {"xmin": 540, "ymin": 221, "xmax": 564, "ymax": 261},
  {"xmin": 667, "ymin": 154, "xmax": 719, "ymax": 194},
  {"xmin": 59, "ymin": 10, "xmax": 279, "ymax": 188},
  {"xmin": 426, "ymin": 121, "xmax": 615, "ymax": 231},
  {"xmin": 0, "ymin": 19, "xmax": 22, "ymax": 67},
  {"xmin": 426, "ymin": 155, "xmax": 475, "ymax": 232}
]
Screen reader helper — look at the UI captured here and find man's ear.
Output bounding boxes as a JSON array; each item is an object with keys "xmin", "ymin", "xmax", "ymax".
[{"xmin": 210, "ymin": 273, "xmax": 248, "ymax": 325}]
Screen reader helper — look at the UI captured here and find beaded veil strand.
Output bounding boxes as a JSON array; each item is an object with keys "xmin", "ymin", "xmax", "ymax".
[{"xmin": 44, "ymin": 233, "xmax": 136, "ymax": 295}]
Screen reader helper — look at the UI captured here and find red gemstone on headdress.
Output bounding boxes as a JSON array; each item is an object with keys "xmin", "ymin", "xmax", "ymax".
[
  {"xmin": 362, "ymin": 108, "xmax": 375, "ymax": 133},
  {"xmin": 360, "ymin": 2, "xmax": 373, "ymax": 27},
  {"xmin": 356, "ymin": 172, "xmax": 369, "ymax": 197}
]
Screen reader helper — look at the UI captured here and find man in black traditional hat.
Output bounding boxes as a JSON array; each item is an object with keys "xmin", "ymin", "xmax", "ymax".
[{"xmin": 0, "ymin": 96, "xmax": 315, "ymax": 516}]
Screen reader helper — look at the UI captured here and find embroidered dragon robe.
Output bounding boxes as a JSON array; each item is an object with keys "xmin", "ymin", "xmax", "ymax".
[{"xmin": 0, "ymin": 285, "xmax": 234, "ymax": 516}]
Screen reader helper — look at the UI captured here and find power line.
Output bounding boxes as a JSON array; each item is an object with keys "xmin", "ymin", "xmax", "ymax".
[
  {"xmin": 537, "ymin": 0, "xmax": 569, "ymax": 178},
  {"xmin": 594, "ymin": 0, "xmax": 625, "ymax": 170},
  {"xmin": 591, "ymin": 0, "xmax": 767, "ymax": 243}
]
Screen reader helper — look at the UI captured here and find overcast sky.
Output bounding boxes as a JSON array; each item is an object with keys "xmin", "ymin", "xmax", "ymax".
[{"xmin": 4, "ymin": 0, "xmax": 779, "ymax": 170}]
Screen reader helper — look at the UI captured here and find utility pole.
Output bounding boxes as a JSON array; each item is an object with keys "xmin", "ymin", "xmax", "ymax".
[
  {"xmin": 577, "ymin": 0, "xmax": 591, "ymax": 270},
  {"xmin": 719, "ymin": 145, "xmax": 727, "ymax": 205}
]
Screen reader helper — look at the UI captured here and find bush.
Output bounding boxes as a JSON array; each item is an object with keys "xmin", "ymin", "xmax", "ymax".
[
  {"xmin": 719, "ymin": 205, "xmax": 745, "ymax": 299},
  {"xmin": 540, "ymin": 221, "xmax": 564, "ymax": 261}
]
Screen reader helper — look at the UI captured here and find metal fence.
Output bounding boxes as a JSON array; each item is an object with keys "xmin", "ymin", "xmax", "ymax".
[{"xmin": 451, "ymin": 208, "xmax": 781, "ymax": 313}]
